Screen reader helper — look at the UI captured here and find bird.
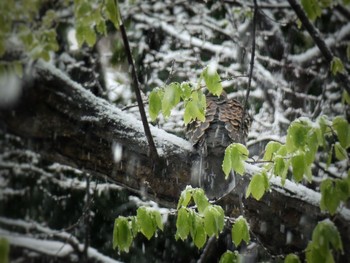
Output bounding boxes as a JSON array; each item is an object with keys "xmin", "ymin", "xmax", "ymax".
[{"xmin": 186, "ymin": 91, "xmax": 251, "ymax": 199}]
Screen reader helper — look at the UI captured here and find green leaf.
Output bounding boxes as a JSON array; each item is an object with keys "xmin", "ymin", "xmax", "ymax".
[
  {"xmin": 330, "ymin": 57, "xmax": 345, "ymax": 75},
  {"xmin": 232, "ymin": 216, "xmax": 250, "ymax": 246},
  {"xmin": 13, "ymin": 61, "xmax": 23, "ymax": 78},
  {"xmin": 0, "ymin": 42, "xmax": 4, "ymax": 57},
  {"xmin": 184, "ymin": 90, "xmax": 206, "ymax": 124},
  {"xmin": 202, "ymin": 66, "xmax": 223, "ymax": 96},
  {"xmin": 284, "ymin": 253, "xmax": 300, "ymax": 263},
  {"xmin": 106, "ymin": 0, "xmax": 121, "ymax": 29},
  {"xmin": 274, "ymin": 157, "xmax": 289, "ymax": 185},
  {"xmin": 312, "ymin": 220, "xmax": 343, "ymax": 252},
  {"xmin": 190, "ymin": 213, "xmax": 207, "ymax": 249},
  {"xmin": 113, "ymin": 217, "xmax": 133, "ymax": 252},
  {"xmin": 286, "ymin": 121, "xmax": 309, "ymax": 152},
  {"xmin": 176, "ymin": 207, "xmax": 191, "ymax": 240},
  {"xmin": 291, "ymin": 153, "xmax": 306, "ymax": 182},
  {"xmin": 180, "ymin": 82, "xmax": 192, "ymax": 99},
  {"xmin": 332, "ymin": 116, "xmax": 350, "ymax": 149},
  {"xmin": 184, "ymin": 99, "xmax": 204, "ymax": 124},
  {"xmin": 347, "ymin": 44, "xmax": 350, "ymax": 60},
  {"xmin": 0, "ymin": 238, "xmax": 9, "ymax": 263},
  {"xmin": 334, "ymin": 142, "xmax": 348, "ymax": 161},
  {"xmin": 203, "ymin": 205, "xmax": 224, "ymax": 238},
  {"xmin": 301, "ymin": 0, "xmax": 322, "ymax": 21},
  {"xmin": 177, "ymin": 185, "xmax": 193, "ymax": 209},
  {"xmin": 306, "ymin": 243, "xmax": 335, "ymax": 263},
  {"xmin": 263, "ymin": 141, "xmax": 282, "ymax": 161},
  {"xmin": 162, "ymin": 83, "xmax": 181, "ymax": 118},
  {"xmin": 342, "ymin": 90, "xmax": 350, "ymax": 105},
  {"xmin": 130, "ymin": 216, "xmax": 139, "ymax": 237},
  {"xmin": 85, "ymin": 26, "xmax": 96, "ymax": 47},
  {"xmin": 336, "ymin": 179, "xmax": 350, "ymax": 201},
  {"xmin": 222, "ymin": 148, "xmax": 232, "ymax": 177},
  {"xmin": 137, "ymin": 207, "xmax": 156, "ymax": 240},
  {"xmin": 320, "ymin": 179, "xmax": 340, "ymax": 215},
  {"xmin": 222, "ymin": 143, "xmax": 249, "ymax": 177},
  {"xmin": 193, "ymin": 188, "xmax": 210, "ymax": 214},
  {"xmin": 219, "ymin": 251, "xmax": 239, "ymax": 263},
  {"xmin": 149, "ymin": 90, "xmax": 162, "ymax": 121},
  {"xmin": 246, "ymin": 172, "xmax": 269, "ymax": 200},
  {"xmin": 152, "ymin": 210, "xmax": 164, "ymax": 231}
]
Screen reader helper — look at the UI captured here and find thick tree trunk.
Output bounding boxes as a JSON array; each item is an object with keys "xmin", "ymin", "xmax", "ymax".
[{"xmin": 1, "ymin": 62, "xmax": 349, "ymax": 260}]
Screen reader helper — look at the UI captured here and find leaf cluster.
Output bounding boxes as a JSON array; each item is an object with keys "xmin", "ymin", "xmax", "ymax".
[
  {"xmin": 306, "ymin": 220, "xmax": 343, "ymax": 263},
  {"xmin": 113, "ymin": 206, "xmax": 163, "ymax": 252},
  {"xmin": 247, "ymin": 116, "xmax": 350, "ymax": 203},
  {"xmin": 148, "ymin": 65, "xmax": 224, "ymax": 125}
]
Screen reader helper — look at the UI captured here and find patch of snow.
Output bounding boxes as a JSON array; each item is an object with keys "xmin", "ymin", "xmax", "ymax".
[
  {"xmin": 208, "ymin": 60, "xmax": 218, "ymax": 75},
  {"xmin": 68, "ymin": 28, "xmax": 79, "ymax": 51}
]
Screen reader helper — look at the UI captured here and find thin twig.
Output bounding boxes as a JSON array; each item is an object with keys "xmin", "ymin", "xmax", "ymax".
[
  {"xmin": 117, "ymin": 8, "xmax": 159, "ymax": 161},
  {"xmin": 287, "ymin": 0, "xmax": 350, "ymax": 95},
  {"xmin": 241, "ymin": 0, "xmax": 257, "ymax": 132}
]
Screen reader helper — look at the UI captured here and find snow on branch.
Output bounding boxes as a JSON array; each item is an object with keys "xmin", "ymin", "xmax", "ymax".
[
  {"xmin": 0, "ymin": 217, "xmax": 122, "ymax": 263},
  {"xmin": 35, "ymin": 61, "xmax": 193, "ymax": 158}
]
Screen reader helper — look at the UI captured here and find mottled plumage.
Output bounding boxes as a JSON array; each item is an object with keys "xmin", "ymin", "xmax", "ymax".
[{"xmin": 187, "ymin": 92, "xmax": 251, "ymax": 199}]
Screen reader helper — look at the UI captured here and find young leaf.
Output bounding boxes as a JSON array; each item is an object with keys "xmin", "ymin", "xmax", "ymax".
[
  {"xmin": 219, "ymin": 251, "xmax": 239, "ymax": 263},
  {"xmin": 336, "ymin": 178, "xmax": 350, "ymax": 201},
  {"xmin": 106, "ymin": 0, "xmax": 121, "ymax": 29},
  {"xmin": 332, "ymin": 116, "xmax": 350, "ymax": 149},
  {"xmin": 312, "ymin": 220, "xmax": 343, "ymax": 252},
  {"xmin": 246, "ymin": 172, "xmax": 269, "ymax": 200},
  {"xmin": 330, "ymin": 57, "xmax": 345, "ymax": 75},
  {"xmin": 162, "ymin": 83, "xmax": 181, "ymax": 118},
  {"xmin": 284, "ymin": 253, "xmax": 301, "ymax": 263},
  {"xmin": 201, "ymin": 66, "xmax": 223, "ymax": 96},
  {"xmin": 222, "ymin": 147, "xmax": 232, "ymax": 177},
  {"xmin": 190, "ymin": 213, "xmax": 207, "ymax": 249},
  {"xmin": 286, "ymin": 121, "xmax": 309, "ymax": 152},
  {"xmin": 320, "ymin": 179, "xmax": 340, "ymax": 215},
  {"xmin": 263, "ymin": 141, "xmax": 282, "ymax": 161},
  {"xmin": 152, "ymin": 210, "xmax": 164, "ymax": 231},
  {"xmin": 137, "ymin": 207, "xmax": 156, "ymax": 240},
  {"xmin": 149, "ymin": 90, "xmax": 162, "ymax": 121},
  {"xmin": 176, "ymin": 207, "xmax": 191, "ymax": 240},
  {"xmin": 291, "ymin": 153, "xmax": 306, "ymax": 182},
  {"xmin": 274, "ymin": 157, "xmax": 289, "ymax": 185},
  {"xmin": 180, "ymin": 82, "xmax": 192, "ymax": 99},
  {"xmin": 203, "ymin": 205, "xmax": 224, "ymax": 237},
  {"xmin": 193, "ymin": 188, "xmax": 210, "ymax": 214},
  {"xmin": 301, "ymin": 0, "xmax": 322, "ymax": 21},
  {"xmin": 222, "ymin": 143, "xmax": 249, "ymax": 177},
  {"xmin": 113, "ymin": 217, "xmax": 133, "ymax": 252},
  {"xmin": 342, "ymin": 90, "xmax": 350, "ymax": 105},
  {"xmin": 231, "ymin": 216, "xmax": 250, "ymax": 247},
  {"xmin": 177, "ymin": 185, "xmax": 193, "ymax": 209},
  {"xmin": 0, "ymin": 238, "xmax": 9, "ymax": 263},
  {"xmin": 334, "ymin": 142, "xmax": 348, "ymax": 161}
]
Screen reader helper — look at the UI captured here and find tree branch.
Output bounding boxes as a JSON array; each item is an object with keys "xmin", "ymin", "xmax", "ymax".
[
  {"xmin": 118, "ymin": 11, "xmax": 159, "ymax": 161},
  {"xmin": 287, "ymin": 0, "xmax": 350, "ymax": 94},
  {"xmin": 241, "ymin": 0, "xmax": 257, "ymax": 131}
]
